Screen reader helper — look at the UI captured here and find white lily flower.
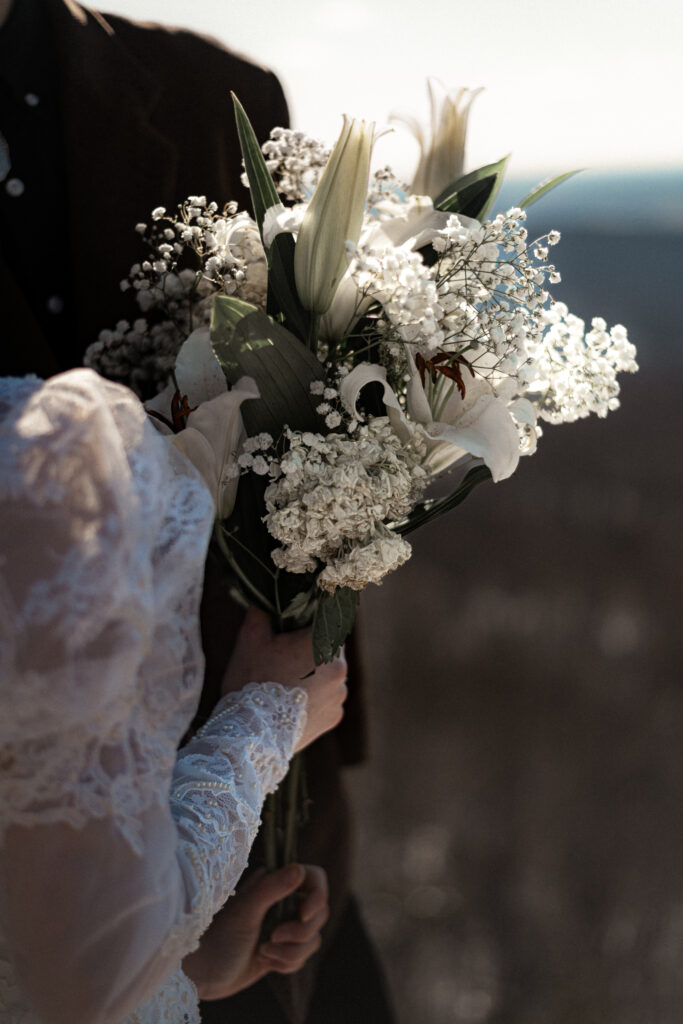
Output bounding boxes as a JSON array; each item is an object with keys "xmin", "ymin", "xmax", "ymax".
[
  {"xmin": 145, "ymin": 327, "xmax": 226, "ymax": 432},
  {"xmin": 144, "ymin": 329, "xmax": 258, "ymax": 518},
  {"xmin": 393, "ymin": 80, "xmax": 483, "ymax": 199},
  {"xmin": 172, "ymin": 376, "xmax": 260, "ymax": 520},
  {"xmin": 340, "ymin": 360, "xmax": 520, "ymax": 482},
  {"xmin": 173, "ymin": 326, "xmax": 227, "ymax": 406},
  {"xmin": 294, "ymin": 115, "xmax": 374, "ymax": 315}
]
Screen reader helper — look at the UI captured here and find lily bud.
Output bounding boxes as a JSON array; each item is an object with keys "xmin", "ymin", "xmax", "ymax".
[{"xmin": 294, "ymin": 115, "xmax": 374, "ymax": 315}]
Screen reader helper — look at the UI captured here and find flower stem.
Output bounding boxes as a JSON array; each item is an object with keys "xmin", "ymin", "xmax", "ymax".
[
  {"xmin": 283, "ymin": 752, "xmax": 302, "ymax": 864},
  {"xmin": 263, "ymin": 792, "xmax": 278, "ymax": 871}
]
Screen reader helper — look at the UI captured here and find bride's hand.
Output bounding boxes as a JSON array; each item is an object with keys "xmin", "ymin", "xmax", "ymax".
[
  {"xmin": 221, "ymin": 606, "xmax": 347, "ymax": 751},
  {"xmin": 182, "ymin": 864, "xmax": 329, "ymax": 1000}
]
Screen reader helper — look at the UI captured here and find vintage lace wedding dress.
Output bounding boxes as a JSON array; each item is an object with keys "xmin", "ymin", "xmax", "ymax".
[{"xmin": 0, "ymin": 370, "xmax": 306, "ymax": 1024}]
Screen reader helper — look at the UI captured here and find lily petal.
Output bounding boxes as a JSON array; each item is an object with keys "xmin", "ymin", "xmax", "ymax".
[
  {"xmin": 262, "ymin": 202, "xmax": 306, "ymax": 247},
  {"xmin": 421, "ymin": 390, "xmax": 520, "ymax": 481},
  {"xmin": 294, "ymin": 116, "xmax": 375, "ymax": 314},
  {"xmin": 343, "ymin": 360, "xmax": 520, "ymax": 482},
  {"xmin": 173, "ymin": 376, "xmax": 260, "ymax": 519},
  {"xmin": 144, "ymin": 382, "xmax": 176, "ymax": 433},
  {"xmin": 174, "ymin": 327, "xmax": 227, "ymax": 407}
]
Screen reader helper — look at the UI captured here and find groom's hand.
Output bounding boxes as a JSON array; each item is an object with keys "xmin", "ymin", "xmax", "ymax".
[{"xmin": 182, "ymin": 864, "xmax": 329, "ymax": 1000}]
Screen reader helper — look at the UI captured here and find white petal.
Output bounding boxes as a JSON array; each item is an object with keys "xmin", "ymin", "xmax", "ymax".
[
  {"xmin": 379, "ymin": 201, "xmax": 450, "ymax": 249},
  {"xmin": 508, "ymin": 397, "xmax": 536, "ymax": 425},
  {"xmin": 262, "ymin": 203, "xmax": 305, "ymax": 247},
  {"xmin": 405, "ymin": 364, "xmax": 433, "ymax": 425},
  {"xmin": 144, "ymin": 382, "xmax": 176, "ymax": 433},
  {"xmin": 319, "ymin": 269, "xmax": 370, "ymax": 341},
  {"xmin": 372, "ymin": 198, "xmax": 478, "ymax": 250},
  {"xmin": 173, "ymin": 376, "xmax": 260, "ymax": 518},
  {"xmin": 172, "ymin": 428, "xmax": 219, "ymax": 500},
  {"xmin": 422, "ymin": 393, "xmax": 520, "ymax": 481},
  {"xmin": 341, "ymin": 363, "xmax": 416, "ymax": 445},
  {"xmin": 175, "ymin": 327, "xmax": 227, "ymax": 406}
]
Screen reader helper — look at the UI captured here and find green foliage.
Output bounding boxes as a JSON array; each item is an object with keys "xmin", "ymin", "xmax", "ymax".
[
  {"xmin": 312, "ymin": 587, "xmax": 361, "ymax": 665},
  {"xmin": 232, "ymin": 96, "xmax": 313, "ymax": 350},
  {"xmin": 267, "ymin": 232, "xmax": 312, "ymax": 343},
  {"xmin": 211, "ymin": 296, "xmax": 325, "ymax": 438},
  {"xmin": 434, "ymin": 156, "xmax": 509, "ymax": 220},
  {"xmin": 211, "ymin": 295, "xmax": 325, "ymax": 623},
  {"xmin": 232, "ymin": 93, "xmax": 280, "ymax": 243},
  {"xmin": 396, "ymin": 465, "xmax": 492, "ymax": 535},
  {"xmin": 519, "ymin": 169, "xmax": 583, "ymax": 209}
]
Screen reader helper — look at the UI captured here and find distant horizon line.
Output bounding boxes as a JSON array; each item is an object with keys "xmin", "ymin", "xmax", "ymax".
[{"xmin": 494, "ymin": 163, "xmax": 683, "ymax": 181}]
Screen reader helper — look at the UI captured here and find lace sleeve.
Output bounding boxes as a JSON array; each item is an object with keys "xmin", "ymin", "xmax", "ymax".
[
  {"xmin": 124, "ymin": 684, "xmax": 306, "ymax": 1024},
  {"xmin": 0, "ymin": 372, "xmax": 204, "ymax": 848},
  {"xmin": 0, "ymin": 372, "xmax": 306, "ymax": 1024},
  {"xmin": 169, "ymin": 682, "xmax": 306, "ymax": 951}
]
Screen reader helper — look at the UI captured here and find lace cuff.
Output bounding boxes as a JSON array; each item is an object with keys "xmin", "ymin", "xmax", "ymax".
[
  {"xmin": 167, "ymin": 682, "xmax": 306, "ymax": 952},
  {"xmin": 122, "ymin": 968, "xmax": 200, "ymax": 1024}
]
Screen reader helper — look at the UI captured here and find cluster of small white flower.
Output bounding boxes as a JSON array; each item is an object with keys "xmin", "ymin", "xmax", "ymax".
[
  {"xmin": 432, "ymin": 209, "xmax": 561, "ymax": 380},
  {"xmin": 83, "ymin": 317, "xmax": 182, "ymax": 396},
  {"xmin": 131, "ymin": 197, "xmax": 267, "ymax": 306},
  {"xmin": 236, "ymin": 432, "xmax": 274, "ymax": 476},
  {"xmin": 260, "ymin": 418, "xmax": 427, "ymax": 591},
  {"xmin": 525, "ymin": 302, "xmax": 638, "ymax": 423},
  {"xmin": 366, "ymin": 166, "xmax": 409, "ymax": 212},
  {"xmin": 318, "ymin": 526, "xmax": 413, "ymax": 593},
  {"xmin": 345, "ymin": 207, "xmax": 565, "ymax": 397},
  {"xmin": 309, "ymin": 376, "xmax": 349, "ymax": 431},
  {"xmin": 258, "ymin": 127, "xmax": 331, "ymax": 202},
  {"xmin": 84, "ymin": 196, "xmax": 268, "ymax": 396},
  {"xmin": 349, "ymin": 244, "xmax": 446, "ymax": 353}
]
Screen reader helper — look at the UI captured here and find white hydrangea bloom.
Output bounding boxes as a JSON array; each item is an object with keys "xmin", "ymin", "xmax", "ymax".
[
  {"xmin": 318, "ymin": 526, "xmax": 412, "ymax": 592},
  {"xmin": 263, "ymin": 418, "xmax": 426, "ymax": 591}
]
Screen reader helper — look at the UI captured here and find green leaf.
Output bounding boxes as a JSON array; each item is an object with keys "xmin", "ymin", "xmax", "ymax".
[
  {"xmin": 519, "ymin": 169, "xmax": 583, "ymax": 209},
  {"xmin": 433, "ymin": 155, "xmax": 510, "ymax": 220},
  {"xmin": 396, "ymin": 465, "xmax": 492, "ymax": 536},
  {"xmin": 211, "ymin": 296, "xmax": 325, "ymax": 437},
  {"xmin": 280, "ymin": 588, "xmax": 319, "ymax": 627},
  {"xmin": 267, "ymin": 232, "xmax": 312, "ymax": 342},
  {"xmin": 212, "ymin": 294, "xmax": 260, "ymax": 328},
  {"xmin": 232, "ymin": 93, "xmax": 280, "ymax": 242},
  {"xmin": 313, "ymin": 587, "xmax": 360, "ymax": 665}
]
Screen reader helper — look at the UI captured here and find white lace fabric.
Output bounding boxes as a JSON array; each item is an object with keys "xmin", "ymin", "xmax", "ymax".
[{"xmin": 0, "ymin": 371, "xmax": 306, "ymax": 1024}]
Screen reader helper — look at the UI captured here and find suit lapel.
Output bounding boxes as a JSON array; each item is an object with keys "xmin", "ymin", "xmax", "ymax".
[{"xmin": 46, "ymin": 0, "xmax": 178, "ymax": 347}]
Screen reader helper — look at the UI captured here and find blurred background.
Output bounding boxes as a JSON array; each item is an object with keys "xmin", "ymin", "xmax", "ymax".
[{"xmin": 105, "ymin": 1, "xmax": 682, "ymax": 1019}]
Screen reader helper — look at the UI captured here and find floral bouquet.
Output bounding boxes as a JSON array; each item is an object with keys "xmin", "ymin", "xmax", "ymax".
[{"xmin": 86, "ymin": 83, "xmax": 638, "ymax": 874}]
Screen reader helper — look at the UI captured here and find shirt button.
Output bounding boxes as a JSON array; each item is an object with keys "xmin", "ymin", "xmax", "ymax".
[
  {"xmin": 24, "ymin": 92, "xmax": 40, "ymax": 107},
  {"xmin": 5, "ymin": 177, "xmax": 24, "ymax": 198},
  {"xmin": 47, "ymin": 296, "xmax": 64, "ymax": 315}
]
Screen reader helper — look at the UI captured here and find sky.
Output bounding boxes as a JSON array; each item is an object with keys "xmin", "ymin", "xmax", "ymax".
[{"xmin": 102, "ymin": 0, "xmax": 682, "ymax": 180}]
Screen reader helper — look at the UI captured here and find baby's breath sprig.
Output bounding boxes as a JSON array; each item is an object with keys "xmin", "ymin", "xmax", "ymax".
[{"xmin": 85, "ymin": 196, "xmax": 268, "ymax": 397}]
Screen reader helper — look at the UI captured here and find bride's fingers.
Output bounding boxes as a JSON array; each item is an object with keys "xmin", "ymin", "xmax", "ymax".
[
  {"xmin": 270, "ymin": 906, "xmax": 329, "ymax": 945},
  {"xmin": 258, "ymin": 934, "xmax": 322, "ymax": 972}
]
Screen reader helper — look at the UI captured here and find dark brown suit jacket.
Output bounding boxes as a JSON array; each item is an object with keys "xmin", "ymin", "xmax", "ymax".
[
  {"xmin": 1, "ymin": 3, "xmax": 374, "ymax": 1022},
  {"xmin": 1, "ymin": 0, "xmax": 288, "ymax": 375}
]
